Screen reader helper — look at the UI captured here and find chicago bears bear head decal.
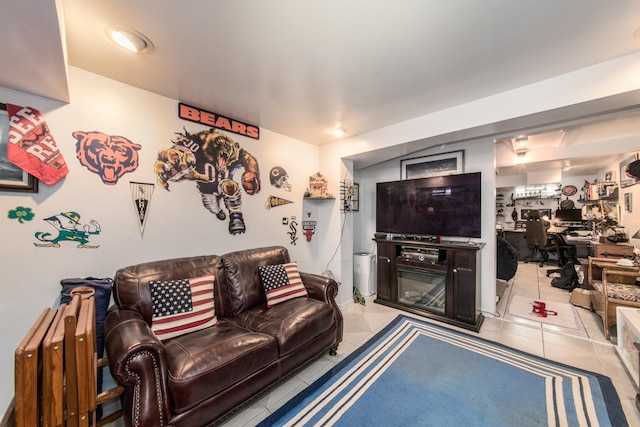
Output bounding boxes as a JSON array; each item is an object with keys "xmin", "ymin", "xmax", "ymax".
[{"xmin": 73, "ymin": 130, "xmax": 142, "ymax": 185}]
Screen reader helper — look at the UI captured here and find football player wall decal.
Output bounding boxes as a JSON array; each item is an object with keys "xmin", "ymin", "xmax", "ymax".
[{"xmin": 157, "ymin": 128, "xmax": 260, "ymax": 235}]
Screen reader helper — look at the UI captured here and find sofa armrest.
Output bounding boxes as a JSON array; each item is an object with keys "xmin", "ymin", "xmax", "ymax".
[
  {"xmin": 300, "ymin": 272, "xmax": 343, "ymax": 345},
  {"xmin": 299, "ymin": 271, "xmax": 338, "ymax": 302},
  {"xmin": 105, "ymin": 307, "xmax": 172, "ymax": 427}
]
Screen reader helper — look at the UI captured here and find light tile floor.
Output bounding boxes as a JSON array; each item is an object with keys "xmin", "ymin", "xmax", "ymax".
[{"xmin": 108, "ymin": 261, "xmax": 640, "ymax": 426}]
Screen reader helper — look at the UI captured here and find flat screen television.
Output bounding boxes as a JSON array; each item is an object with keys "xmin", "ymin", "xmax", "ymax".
[{"xmin": 376, "ymin": 172, "xmax": 481, "ymax": 238}]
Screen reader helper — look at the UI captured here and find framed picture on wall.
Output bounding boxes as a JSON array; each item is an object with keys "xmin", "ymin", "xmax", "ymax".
[
  {"xmin": 400, "ymin": 150, "xmax": 464, "ymax": 180},
  {"xmin": 625, "ymin": 192, "xmax": 632, "ymax": 213},
  {"xmin": 619, "ymin": 153, "xmax": 639, "ymax": 188},
  {"xmin": 0, "ymin": 103, "xmax": 38, "ymax": 192}
]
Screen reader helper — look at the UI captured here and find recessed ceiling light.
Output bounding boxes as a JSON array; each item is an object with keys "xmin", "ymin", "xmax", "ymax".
[
  {"xmin": 106, "ymin": 26, "xmax": 154, "ymax": 53},
  {"xmin": 329, "ymin": 128, "xmax": 346, "ymax": 137}
]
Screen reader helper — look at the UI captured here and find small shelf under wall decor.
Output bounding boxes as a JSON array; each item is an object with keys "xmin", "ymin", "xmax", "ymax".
[{"xmin": 303, "ymin": 196, "xmax": 335, "ymax": 200}]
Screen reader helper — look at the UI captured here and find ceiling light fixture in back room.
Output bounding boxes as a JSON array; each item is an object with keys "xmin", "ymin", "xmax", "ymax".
[{"xmin": 329, "ymin": 128, "xmax": 346, "ymax": 137}]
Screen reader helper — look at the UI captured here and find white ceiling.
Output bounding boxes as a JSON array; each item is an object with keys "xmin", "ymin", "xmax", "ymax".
[{"xmin": 2, "ymin": 0, "xmax": 640, "ymax": 149}]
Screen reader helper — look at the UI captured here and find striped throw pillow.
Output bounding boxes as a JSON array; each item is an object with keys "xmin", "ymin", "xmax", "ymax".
[
  {"xmin": 258, "ymin": 262, "xmax": 308, "ymax": 308},
  {"xmin": 149, "ymin": 274, "xmax": 217, "ymax": 341}
]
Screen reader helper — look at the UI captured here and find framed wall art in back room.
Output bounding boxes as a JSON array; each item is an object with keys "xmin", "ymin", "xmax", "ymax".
[
  {"xmin": 0, "ymin": 103, "xmax": 38, "ymax": 192},
  {"xmin": 619, "ymin": 153, "xmax": 639, "ymax": 189}
]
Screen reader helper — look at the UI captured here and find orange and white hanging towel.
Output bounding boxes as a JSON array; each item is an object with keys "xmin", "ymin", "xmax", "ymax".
[{"xmin": 6, "ymin": 103, "xmax": 69, "ymax": 185}]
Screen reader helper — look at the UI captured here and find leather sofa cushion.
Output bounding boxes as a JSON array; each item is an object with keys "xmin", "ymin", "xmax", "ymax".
[
  {"xmin": 164, "ymin": 320, "xmax": 278, "ymax": 412},
  {"xmin": 221, "ymin": 246, "xmax": 289, "ymax": 316},
  {"xmin": 113, "ymin": 255, "xmax": 222, "ymax": 325},
  {"xmin": 234, "ymin": 298, "xmax": 334, "ymax": 356}
]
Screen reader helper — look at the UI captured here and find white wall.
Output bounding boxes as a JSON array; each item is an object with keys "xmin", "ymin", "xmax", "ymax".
[{"xmin": 0, "ymin": 67, "xmax": 323, "ymax": 412}]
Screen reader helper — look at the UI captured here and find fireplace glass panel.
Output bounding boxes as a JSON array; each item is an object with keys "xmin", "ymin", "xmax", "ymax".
[{"xmin": 397, "ymin": 266, "xmax": 446, "ymax": 314}]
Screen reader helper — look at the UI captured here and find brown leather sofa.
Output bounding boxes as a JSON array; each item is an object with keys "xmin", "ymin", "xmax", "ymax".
[{"xmin": 104, "ymin": 246, "xmax": 343, "ymax": 427}]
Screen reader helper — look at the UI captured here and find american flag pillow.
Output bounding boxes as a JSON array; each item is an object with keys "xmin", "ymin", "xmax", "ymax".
[
  {"xmin": 149, "ymin": 274, "xmax": 217, "ymax": 341},
  {"xmin": 258, "ymin": 262, "xmax": 308, "ymax": 308}
]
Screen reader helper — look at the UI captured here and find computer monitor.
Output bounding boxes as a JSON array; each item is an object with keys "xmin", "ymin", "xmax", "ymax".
[
  {"xmin": 554, "ymin": 208, "xmax": 582, "ymax": 222},
  {"xmin": 539, "ymin": 209, "xmax": 552, "ymax": 219}
]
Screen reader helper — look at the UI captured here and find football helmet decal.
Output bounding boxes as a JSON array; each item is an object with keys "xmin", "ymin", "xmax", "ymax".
[{"xmin": 270, "ymin": 166, "xmax": 292, "ymax": 191}]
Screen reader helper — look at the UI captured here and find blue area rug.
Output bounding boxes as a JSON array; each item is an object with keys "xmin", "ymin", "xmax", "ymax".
[{"xmin": 259, "ymin": 315, "xmax": 628, "ymax": 427}]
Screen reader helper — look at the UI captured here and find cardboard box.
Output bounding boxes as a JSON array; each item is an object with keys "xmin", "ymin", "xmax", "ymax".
[{"xmin": 569, "ymin": 288, "xmax": 591, "ymax": 309}]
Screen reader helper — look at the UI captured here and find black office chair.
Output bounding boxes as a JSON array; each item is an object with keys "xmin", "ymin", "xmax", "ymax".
[
  {"xmin": 524, "ymin": 210, "xmax": 551, "ymax": 267},
  {"xmin": 545, "ymin": 233, "xmax": 579, "ymax": 277}
]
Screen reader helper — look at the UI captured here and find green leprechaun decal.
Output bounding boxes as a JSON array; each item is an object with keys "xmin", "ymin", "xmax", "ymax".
[{"xmin": 34, "ymin": 211, "xmax": 101, "ymax": 248}]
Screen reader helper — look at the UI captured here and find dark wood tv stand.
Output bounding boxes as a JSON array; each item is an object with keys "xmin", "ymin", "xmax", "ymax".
[{"xmin": 374, "ymin": 237, "xmax": 484, "ymax": 332}]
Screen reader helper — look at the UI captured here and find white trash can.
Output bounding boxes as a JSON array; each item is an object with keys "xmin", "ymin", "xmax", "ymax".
[{"xmin": 354, "ymin": 253, "xmax": 375, "ymax": 296}]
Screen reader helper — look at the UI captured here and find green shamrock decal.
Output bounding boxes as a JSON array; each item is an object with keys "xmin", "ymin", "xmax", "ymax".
[{"xmin": 8, "ymin": 206, "xmax": 35, "ymax": 224}]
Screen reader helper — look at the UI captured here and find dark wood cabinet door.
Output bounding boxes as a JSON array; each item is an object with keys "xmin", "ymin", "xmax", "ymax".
[
  {"xmin": 376, "ymin": 242, "xmax": 394, "ymax": 301},
  {"xmin": 452, "ymin": 250, "xmax": 477, "ymax": 324}
]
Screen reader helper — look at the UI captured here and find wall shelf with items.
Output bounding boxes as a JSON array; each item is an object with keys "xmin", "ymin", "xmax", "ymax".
[
  {"xmin": 513, "ymin": 183, "xmax": 562, "ymax": 200},
  {"xmin": 578, "ymin": 182, "xmax": 618, "ymax": 203}
]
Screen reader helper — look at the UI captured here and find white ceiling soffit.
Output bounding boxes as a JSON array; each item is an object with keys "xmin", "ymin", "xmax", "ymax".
[
  {"xmin": 0, "ymin": 1, "xmax": 69, "ymax": 102},
  {"xmin": 494, "ymin": 108, "xmax": 640, "ymax": 178}
]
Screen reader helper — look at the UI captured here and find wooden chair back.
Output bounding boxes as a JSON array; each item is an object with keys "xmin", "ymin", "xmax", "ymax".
[{"xmin": 13, "ymin": 289, "xmax": 123, "ymax": 427}]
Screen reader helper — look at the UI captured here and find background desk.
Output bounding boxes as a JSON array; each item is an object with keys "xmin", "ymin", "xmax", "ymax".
[
  {"xmin": 565, "ymin": 236, "xmax": 595, "ymax": 259},
  {"xmin": 591, "ymin": 241, "xmax": 635, "ymax": 259},
  {"xmin": 503, "ymin": 230, "xmax": 594, "ymax": 261}
]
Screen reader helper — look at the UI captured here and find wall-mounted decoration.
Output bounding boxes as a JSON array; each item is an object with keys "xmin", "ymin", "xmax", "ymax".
[
  {"xmin": 302, "ymin": 220, "xmax": 317, "ymax": 242},
  {"xmin": 154, "ymin": 146, "xmax": 208, "ymax": 189},
  {"xmin": 3, "ymin": 103, "xmax": 67, "ymax": 192},
  {"xmin": 178, "ymin": 102, "xmax": 260, "ymax": 140},
  {"xmin": 308, "ymin": 172, "xmax": 333, "ymax": 198},
  {"xmin": 400, "ymin": 150, "xmax": 464, "ymax": 180},
  {"xmin": 4, "ymin": 103, "xmax": 69, "ymax": 185},
  {"xmin": 130, "ymin": 181, "xmax": 155, "ymax": 235},
  {"xmin": 265, "ymin": 195, "xmax": 293, "ymax": 209},
  {"xmin": 301, "ymin": 211, "xmax": 317, "ymax": 242},
  {"xmin": 340, "ymin": 181, "xmax": 359, "ymax": 212},
  {"xmin": 34, "ymin": 211, "xmax": 101, "ymax": 248},
  {"xmin": 74, "ymin": 130, "xmax": 142, "ymax": 185},
  {"xmin": 625, "ymin": 192, "xmax": 632, "ymax": 213},
  {"xmin": 620, "ymin": 153, "xmax": 639, "ymax": 188},
  {"xmin": 7, "ymin": 206, "xmax": 35, "ymax": 223},
  {"xmin": 269, "ymin": 166, "xmax": 292, "ymax": 191},
  {"xmin": 165, "ymin": 128, "xmax": 260, "ymax": 235},
  {"xmin": 285, "ymin": 216, "xmax": 298, "ymax": 245}
]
